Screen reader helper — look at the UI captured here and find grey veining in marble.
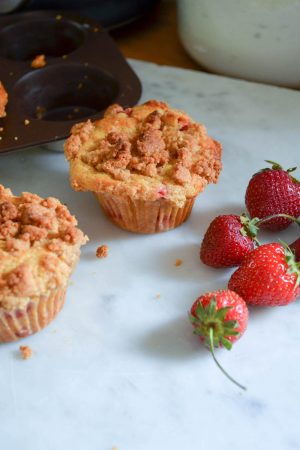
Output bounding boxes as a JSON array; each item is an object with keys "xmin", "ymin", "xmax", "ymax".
[{"xmin": 0, "ymin": 59, "xmax": 300, "ymax": 450}]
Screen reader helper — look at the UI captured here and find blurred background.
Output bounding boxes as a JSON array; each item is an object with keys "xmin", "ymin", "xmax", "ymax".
[{"xmin": 1, "ymin": 0, "xmax": 300, "ymax": 87}]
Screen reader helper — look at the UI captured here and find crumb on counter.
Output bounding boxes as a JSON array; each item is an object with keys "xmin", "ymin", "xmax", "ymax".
[
  {"xmin": 96, "ymin": 244, "xmax": 109, "ymax": 259},
  {"xmin": 31, "ymin": 54, "xmax": 46, "ymax": 69},
  {"xmin": 24, "ymin": 119, "xmax": 30, "ymax": 126},
  {"xmin": 155, "ymin": 293, "xmax": 161, "ymax": 299},
  {"xmin": 56, "ymin": 14, "xmax": 62, "ymax": 20},
  {"xmin": 175, "ymin": 259, "xmax": 183, "ymax": 267},
  {"xmin": 14, "ymin": 136, "xmax": 18, "ymax": 141},
  {"xmin": 0, "ymin": 81, "xmax": 8, "ymax": 118},
  {"xmin": 19, "ymin": 345, "xmax": 32, "ymax": 360}
]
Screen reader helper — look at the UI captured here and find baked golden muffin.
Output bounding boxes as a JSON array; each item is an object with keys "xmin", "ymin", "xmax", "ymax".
[
  {"xmin": 0, "ymin": 185, "xmax": 88, "ymax": 343},
  {"xmin": 0, "ymin": 81, "xmax": 8, "ymax": 118},
  {"xmin": 65, "ymin": 100, "xmax": 222, "ymax": 233}
]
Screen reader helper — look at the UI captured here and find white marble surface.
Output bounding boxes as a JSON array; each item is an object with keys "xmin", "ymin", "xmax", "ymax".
[{"xmin": 0, "ymin": 60, "xmax": 300, "ymax": 450}]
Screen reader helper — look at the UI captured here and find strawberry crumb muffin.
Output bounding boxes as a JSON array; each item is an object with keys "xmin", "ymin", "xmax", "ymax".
[
  {"xmin": 0, "ymin": 185, "xmax": 88, "ymax": 343},
  {"xmin": 65, "ymin": 100, "xmax": 222, "ymax": 233},
  {"xmin": 0, "ymin": 81, "xmax": 8, "ymax": 118}
]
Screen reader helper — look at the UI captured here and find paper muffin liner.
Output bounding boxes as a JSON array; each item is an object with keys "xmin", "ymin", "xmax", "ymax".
[
  {"xmin": 0, "ymin": 286, "xmax": 66, "ymax": 343},
  {"xmin": 95, "ymin": 193, "xmax": 196, "ymax": 233}
]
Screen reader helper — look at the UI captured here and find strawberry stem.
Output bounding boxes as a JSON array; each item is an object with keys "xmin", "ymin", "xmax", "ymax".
[
  {"xmin": 257, "ymin": 213, "xmax": 300, "ymax": 227},
  {"xmin": 208, "ymin": 327, "xmax": 246, "ymax": 391}
]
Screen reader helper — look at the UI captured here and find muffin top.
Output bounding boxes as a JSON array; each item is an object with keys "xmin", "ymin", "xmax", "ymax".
[
  {"xmin": 0, "ymin": 185, "xmax": 87, "ymax": 310},
  {"xmin": 0, "ymin": 81, "xmax": 8, "ymax": 118},
  {"xmin": 65, "ymin": 100, "xmax": 222, "ymax": 207}
]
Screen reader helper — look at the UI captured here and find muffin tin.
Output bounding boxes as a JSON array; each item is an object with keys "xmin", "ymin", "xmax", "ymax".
[{"xmin": 0, "ymin": 10, "xmax": 142, "ymax": 154}]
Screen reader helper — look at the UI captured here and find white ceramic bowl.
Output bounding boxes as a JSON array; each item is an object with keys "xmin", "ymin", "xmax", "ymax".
[{"xmin": 177, "ymin": 0, "xmax": 300, "ymax": 87}]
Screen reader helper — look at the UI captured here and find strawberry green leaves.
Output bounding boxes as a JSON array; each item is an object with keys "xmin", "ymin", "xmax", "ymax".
[{"xmin": 189, "ymin": 291, "xmax": 248, "ymax": 390}]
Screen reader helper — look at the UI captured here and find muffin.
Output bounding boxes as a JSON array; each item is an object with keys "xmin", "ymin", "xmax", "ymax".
[
  {"xmin": 0, "ymin": 81, "xmax": 8, "ymax": 118},
  {"xmin": 65, "ymin": 100, "xmax": 222, "ymax": 233},
  {"xmin": 0, "ymin": 185, "xmax": 87, "ymax": 343}
]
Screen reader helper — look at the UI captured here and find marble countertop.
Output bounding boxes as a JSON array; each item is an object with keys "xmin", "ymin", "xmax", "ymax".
[{"xmin": 0, "ymin": 60, "xmax": 300, "ymax": 450}]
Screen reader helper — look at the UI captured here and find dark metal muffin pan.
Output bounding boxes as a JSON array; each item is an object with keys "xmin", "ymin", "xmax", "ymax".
[{"xmin": 0, "ymin": 10, "xmax": 142, "ymax": 153}]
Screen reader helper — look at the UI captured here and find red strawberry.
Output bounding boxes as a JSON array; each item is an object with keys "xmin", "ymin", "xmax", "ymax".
[
  {"xmin": 199, "ymin": 213, "xmax": 299, "ymax": 268},
  {"xmin": 228, "ymin": 242, "xmax": 300, "ymax": 306},
  {"xmin": 190, "ymin": 289, "xmax": 248, "ymax": 389},
  {"xmin": 290, "ymin": 238, "xmax": 300, "ymax": 262},
  {"xmin": 200, "ymin": 214, "xmax": 259, "ymax": 268},
  {"xmin": 245, "ymin": 160, "xmax": 300, "ymax": 231}
]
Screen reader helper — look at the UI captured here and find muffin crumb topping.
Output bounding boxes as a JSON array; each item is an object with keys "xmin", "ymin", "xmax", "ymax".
[
  {"xmin": 0, "ymin": 186, "xmax": 88, "ymax": 307},
  {"xmin": 65, "ymin": 100, "xmax": 222, "ymax": 206}
]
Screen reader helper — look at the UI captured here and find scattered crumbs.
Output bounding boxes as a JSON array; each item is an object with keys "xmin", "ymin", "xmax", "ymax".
[
  {"xmin": 175, "ymin": 259, "xmax": 183, "ymax": 267},
  {"xmin": 62, "ymin": 54, "xmax": 68, "ymax": 59},
  {"xmin": 31, "ymin": 54, "xmax": 46, "ymax": 69},
  {"xmin": 0, "ymin": 127, "xmax": 3, "ymax": 132},
  {"xmin": 77, "ymin": 82, "xmax": 83, "ymax": 90},
  {"xmin": 96, "ymin": 244, "xmax": 109, "ymax": 259},
  {"xmin": 56, "ymin": 14, "xmax": 62, "ymax": 20},
  {"xmin": 0, "ymin": 136, "xmax": 2, "ymax": 141},
  {"xmin": 19, "ymin": 345, "xmax": 32, "ymax": 360},
  {"xmin": 14, "ymin": 136, "xmax": 18, "ymax": 141},
  {"xmin": 155, "ymin": 293, "xmax": 161, "ymax": 299},
  {"xmin": 24, "ymin": 119, "xmax": 30, "ymax": 126},
  {"xmin": 94, "ymin": 27, "xmax": 99, "ymax": 32}
]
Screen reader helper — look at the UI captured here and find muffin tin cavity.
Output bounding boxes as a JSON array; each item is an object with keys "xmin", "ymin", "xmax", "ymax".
[
  {"xmin": 0, "ymin": 11, "xmax": 141, "ymax": 153},
  {"xmin": 0, "ymin": 18, "xmax": 84, "ymax": 61},
  {"xmin": 15, "ymin": 64, "xmax": 119, "ymax": 121}
]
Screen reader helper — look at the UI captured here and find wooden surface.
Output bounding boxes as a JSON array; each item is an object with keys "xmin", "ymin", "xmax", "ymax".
[{"xmin": 111, "ymin": 1, "xmax": 201, "ymax": 71}]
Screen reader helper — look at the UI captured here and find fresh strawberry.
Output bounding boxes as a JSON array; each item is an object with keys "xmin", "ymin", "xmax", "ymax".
[
  {"xmin": 200, "ymin": 213, "xmax": 299, "ymax": 268},
  {"xmin": 228, "ymin": 242, "xmax": 300, "ymax": 306},
  {"xmin": 190, "ymin": 289, "xmax": 248, "ymax": 389},
  {"xmin": 245, "ymin": 160, "xmax": 300, "ymax": 231},
  {"xmin": 290, "ymin": 238, "xmax": 300, "ymax": 262},
  {"xmin": 200, "ymin": 214, "xmax": 259, "ymax": 268}
]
